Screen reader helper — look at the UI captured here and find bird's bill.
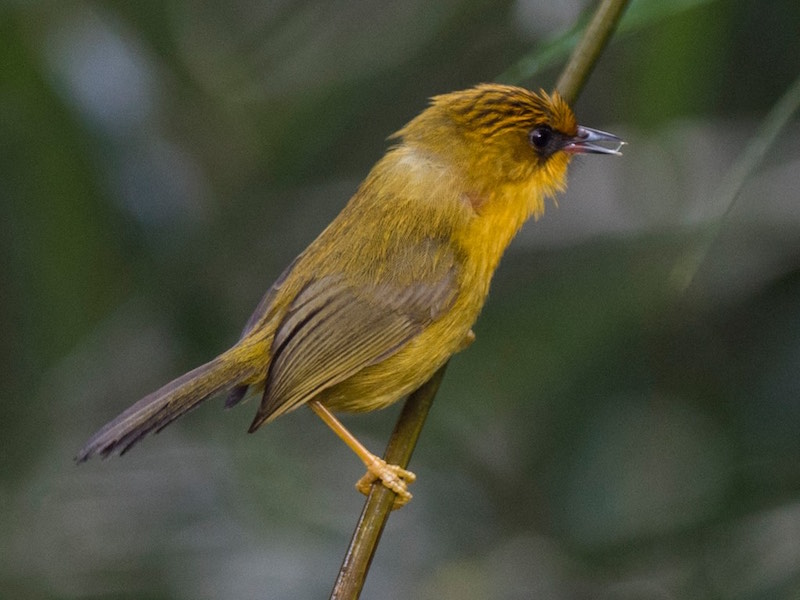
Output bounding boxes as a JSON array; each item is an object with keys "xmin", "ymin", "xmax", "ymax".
[{"xmin": 563, "ymin": 126, "xmax": 625, "ymax": 155}]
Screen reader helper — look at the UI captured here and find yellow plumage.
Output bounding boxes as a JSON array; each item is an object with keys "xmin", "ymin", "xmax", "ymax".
[{"xmin": 77, "ymin": 84, "xmax": 622, "ymax": 506}]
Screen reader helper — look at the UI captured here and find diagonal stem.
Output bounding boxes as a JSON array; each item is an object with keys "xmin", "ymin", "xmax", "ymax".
[
  {"xmin": 329, "ymin": 2, "xmax": 631, "ymax": 598},
  {"xmin": 329, "ymin": 363, "xmax": 447, "ymax": 599},
  {"xmin": 672, "ymin": 71, "xmax": 800, "ymax": 293},
  {"xmin": 556, "ymin": 0, "xmax": 631, "ymax": 105}
]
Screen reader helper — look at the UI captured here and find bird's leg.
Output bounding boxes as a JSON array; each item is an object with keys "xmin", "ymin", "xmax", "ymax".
[{"xmin": 308, "ymin": 400, "xmax": 416, "ymax": 509}]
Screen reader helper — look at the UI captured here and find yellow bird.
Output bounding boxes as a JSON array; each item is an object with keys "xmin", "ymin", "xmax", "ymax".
[{"xmin": 77, "ymin": 84, "xmax": 623, "ymax": 507}]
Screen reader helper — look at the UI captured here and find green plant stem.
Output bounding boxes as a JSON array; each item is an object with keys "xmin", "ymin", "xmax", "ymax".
[
  {"xmin": 329, "ymin": 2, "xmax": 631, "ymax": 597},
  {"xmin": 329, "ymin": 363, "xmax": 448, "ymax": 600},
  {"xmin": 556, "ymin": 0, "xmax": 631, "ymax": 105},
  {"xmin": 672, "ymin": 71, "xmax": 800, "ymax": 293},
  {"xmin": 498, "ymin": 0, "xmax": 715, "ymax": 86}
]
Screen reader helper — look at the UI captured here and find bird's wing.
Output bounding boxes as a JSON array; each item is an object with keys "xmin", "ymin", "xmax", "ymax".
[{"xmin": 251, "ymin": 254, "xmax": 458, "ymax": 426}]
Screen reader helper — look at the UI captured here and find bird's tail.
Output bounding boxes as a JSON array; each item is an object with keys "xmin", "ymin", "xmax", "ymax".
[{"xmin": 76, "ymin": 342, "xmax": 265, "ymax": 462}]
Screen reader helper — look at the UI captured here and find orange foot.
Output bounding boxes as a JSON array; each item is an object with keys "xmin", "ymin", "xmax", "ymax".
[{"xmin": 356, "ymin": 457, "xmax": 417, "ymax": 510}]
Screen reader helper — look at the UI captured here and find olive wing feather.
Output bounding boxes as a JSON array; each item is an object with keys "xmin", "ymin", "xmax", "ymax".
[{"xmin": 251, "ymin": 262, "xmax": 458, "ymax": 426}]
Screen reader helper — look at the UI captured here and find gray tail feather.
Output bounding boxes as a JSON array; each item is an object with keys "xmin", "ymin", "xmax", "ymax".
[{"xmin": 76, "ymin": 351, "xmax": 256, "ymax": 462}]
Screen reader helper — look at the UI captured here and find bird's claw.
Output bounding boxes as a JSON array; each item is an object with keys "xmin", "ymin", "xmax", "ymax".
[{"xmin": 356, "ymin": 458, "xmax": 416, "ymax": 509}]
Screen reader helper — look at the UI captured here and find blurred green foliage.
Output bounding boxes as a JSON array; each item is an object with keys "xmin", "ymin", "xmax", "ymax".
[{"xmin": 3, "ymin": 1, "xmax": 800, "ymax": 598}]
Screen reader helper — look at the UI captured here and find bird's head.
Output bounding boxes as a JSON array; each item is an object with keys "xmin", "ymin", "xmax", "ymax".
[{"xmin": 394, "ymin": 84, "xmax": 622, "ymax": 200}]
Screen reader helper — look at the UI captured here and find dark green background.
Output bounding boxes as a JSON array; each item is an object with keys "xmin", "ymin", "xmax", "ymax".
[{"xmin": 3, "ymin": 1, "xmax": 800, "ymax": 598}]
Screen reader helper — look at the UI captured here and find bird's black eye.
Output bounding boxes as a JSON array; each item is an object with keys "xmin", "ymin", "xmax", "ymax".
[{"xmin": 529, "ymin": 125, "xmax": 553, "ymax": 151}]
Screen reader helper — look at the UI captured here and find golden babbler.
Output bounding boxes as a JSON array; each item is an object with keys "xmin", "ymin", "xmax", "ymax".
[{"xmin": 78, "ymin": 84, "xmax": 623, "ymax": 507}]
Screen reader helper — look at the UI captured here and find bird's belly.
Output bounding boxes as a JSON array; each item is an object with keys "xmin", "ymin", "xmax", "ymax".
[{"xmin": 318, "ymin": 294, "xmax": 481, "ymax": 413}]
